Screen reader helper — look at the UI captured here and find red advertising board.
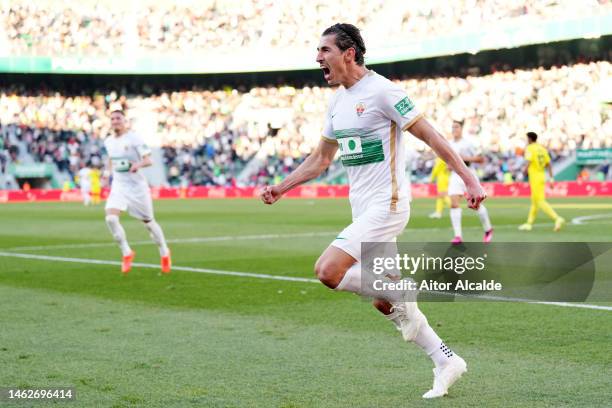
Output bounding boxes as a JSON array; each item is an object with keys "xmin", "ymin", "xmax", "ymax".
[{"xmin": 1, "ymin": 182, "xmax": 611, "ymax": 203}]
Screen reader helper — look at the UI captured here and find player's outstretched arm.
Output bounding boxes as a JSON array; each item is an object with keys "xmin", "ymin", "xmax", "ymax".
[
  {"xmin": 408, "ymin": 118, "xmax": 486, "ymax": 209},
  {"xmin": 260, "ymin": 139, "xmax": 338, "ymax": 205}
]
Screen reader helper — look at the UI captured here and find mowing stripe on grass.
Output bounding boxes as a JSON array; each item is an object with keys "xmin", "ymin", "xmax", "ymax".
[
  {"xmin": 1, "ymin": 251, "xmax": 611, "ymax": 312},
  {"xmin": 2, "ymin": 222, "xmax": 567, "ymax": 252}
]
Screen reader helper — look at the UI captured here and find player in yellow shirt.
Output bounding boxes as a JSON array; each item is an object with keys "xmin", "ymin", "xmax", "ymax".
[
  {"xmin": 90, "ymin": 167, "xmax": 102, "ymax": 205},
  {"xmin": 519, "ymin": 132, "xmax": 565, "ymax": 231},
  {"xmin": 429, "ymin": 157, "xmax": 451, "ymax": 219}
]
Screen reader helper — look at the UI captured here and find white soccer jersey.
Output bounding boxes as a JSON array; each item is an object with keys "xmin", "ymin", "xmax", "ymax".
[
  {"xmin": 322, "ymin": 71, "xmax": 423, "ymax": 217},
  {"xmin": 104, "ymin": 130, "xmax": 152, "ymax": 187},
  {"xmin": 449, "ymin": 138, "xmax": 477, "ymax": 167},
  {"xmin": 78, "ymin": 167, "xmax": 91, "ymax": 190},
  {"xmin": 448, "ymin": 137, "xmax": 479, "ymax": 195}
]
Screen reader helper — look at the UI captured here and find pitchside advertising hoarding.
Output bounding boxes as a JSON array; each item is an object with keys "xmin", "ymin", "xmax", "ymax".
[
  {"xmin": 576, "ymin": 148, "xmax": 612, "ymax": 165},
  {"xmin": 0, "ymin": 181, "xmax": 611, "ymax": 203}
]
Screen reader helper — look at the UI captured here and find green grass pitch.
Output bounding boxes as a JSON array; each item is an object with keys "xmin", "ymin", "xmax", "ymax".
[{"xmin": 0, "ymin": 197, "xmax": 611, "ymax": 407}]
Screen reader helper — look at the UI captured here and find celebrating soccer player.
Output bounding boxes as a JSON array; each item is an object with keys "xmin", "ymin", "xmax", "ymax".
[
  {"xmin": 260, "ymin": 23, "xmax": 487, "ymax": 399},
  {"xmin": 518, "ymin": 131, "xmax": 565, "ymax": 231},
  {"xmin": 103, "ymin": 110, "xmax": 172, "ymax": 274}
]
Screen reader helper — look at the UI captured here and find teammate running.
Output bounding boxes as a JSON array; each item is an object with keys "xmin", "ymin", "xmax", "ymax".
[
  {"xmin": 260, "ymin": 23, "xmax": 487, "ymax": 399},
  {"xmin": 519, "ymin": 131, "xmax": 565, "ymax": 231},
  {"xmin": 104, "ymin": 110, "xmax": 171, "ymax": 274},
  {"xmin": 77, "ymin": 162, "xmax": 92, "ymax": 206},
  {"xmin": 447, "ymin": 120, "xmax": 494, "ymax": 244}
]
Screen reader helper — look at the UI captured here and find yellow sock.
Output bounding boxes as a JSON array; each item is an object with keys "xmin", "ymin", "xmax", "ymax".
[
  {"xmin": 435, "ymin": 198, "xmax": 444, "ymax": 214},
  {"xmin": 444, "ymin": 196, "xmax": 451, "ymax": 207},
  {"xmin": 539, "ymin": 200, "xmax": 559, "ymax": 221},
  {"xmin": 527, "ymin": 202, "xmax": 538, "ymax": 224}
]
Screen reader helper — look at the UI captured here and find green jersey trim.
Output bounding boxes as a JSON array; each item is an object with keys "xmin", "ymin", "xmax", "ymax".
[{"xmin": 334, "ymin": 128, "xmax": 384, "ymax": 167}]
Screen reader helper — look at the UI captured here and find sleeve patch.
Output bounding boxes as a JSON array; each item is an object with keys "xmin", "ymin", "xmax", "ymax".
[{"xmin": 394, "ymin": 96, "xmax": 415, "ymax": 116}]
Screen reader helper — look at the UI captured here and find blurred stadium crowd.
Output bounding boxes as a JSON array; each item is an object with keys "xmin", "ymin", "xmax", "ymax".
[
  {"xmin": 0, "ymin": 0, "xmax": 610, "ymax": 188},
  {"xmin": 1, "ymin": 60, "xmax": 609, "ymax": 187},
  {"xmin": 3, "ymin": 0, "xmax": 610, "ymax": 56}
]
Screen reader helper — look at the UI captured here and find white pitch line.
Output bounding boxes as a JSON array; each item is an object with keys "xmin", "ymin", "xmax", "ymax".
[
  {"xmin": 0, "ymin": 251, "xmax": 610, "ymax": 312},
  {"xmin": 432, "ymin": 291, "xmax": 612, "ymax": 311},
  {"xmin": 571, "ymin": 213, "xmax": 612, "ymax": 225},
  {"xmin": 3, "ymin": 231, "xmax": 338, "ymax": 252},
  {"xmin": 0, "ymin": 251, "xmax": 319, "ymax": 283}
]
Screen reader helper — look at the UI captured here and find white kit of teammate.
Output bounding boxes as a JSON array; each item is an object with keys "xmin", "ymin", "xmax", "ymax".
[
  {"xmin": 447, "ymin": 120, "xmax": 493, "ymax": 244},
  {"xmin": 104, "ymin": 110, "xmax": 171, "ymax": 274},
  {"xmin": 105, "ymin": 131, "xmax": 154, "ymax": 220},
  {"xmin": 77, "ymin": 164, "xmax": 92, "ymax": 206}
]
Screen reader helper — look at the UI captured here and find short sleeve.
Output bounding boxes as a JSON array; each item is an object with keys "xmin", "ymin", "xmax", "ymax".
[
  {"xmin": 379, "ymin": 85, "xmax": 423, "ymax": 131},
  {"xmin": 131, "ymin": 133, "xmax": 152, "ymax": 157},
  {"xmin": 321, "ymin": 94, "xmax": 337, "ymax": 144}
]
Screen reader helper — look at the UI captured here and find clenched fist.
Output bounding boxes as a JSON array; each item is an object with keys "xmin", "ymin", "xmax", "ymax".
[
  {"xmin": 464, "ymin": 181, "xmax": 487, "ymax": 210},
  {"xmin": 260, "ymin": 185, "xmax": 283, "ymax": 205}
]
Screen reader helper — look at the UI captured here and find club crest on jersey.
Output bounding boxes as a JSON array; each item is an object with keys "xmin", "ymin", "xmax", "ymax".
[{"xmin": 355, "ymin": 102, "xmax": 366, "ymax": 117}]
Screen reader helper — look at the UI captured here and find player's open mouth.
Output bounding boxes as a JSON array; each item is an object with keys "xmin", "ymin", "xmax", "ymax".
[{"xmin": 321, "ymin": 67, "xmax": 331, "ymax": 79}]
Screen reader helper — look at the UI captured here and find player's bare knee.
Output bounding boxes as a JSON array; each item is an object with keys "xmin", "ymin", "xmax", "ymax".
[
  {"xmin": 314, "ymin": 259, "xmax": 342, "ymax": 289},
  {"xmin": 105, "ymin": 214, "xmax": 119, "ymax": 225}
]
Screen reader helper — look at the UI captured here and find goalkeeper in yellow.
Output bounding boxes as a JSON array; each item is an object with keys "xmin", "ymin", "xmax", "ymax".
[
  {"xmin": 429, "ymin": 157, "xmax": 451, "ymax": 219},
  {"xmin": 519, "ymin": 132, "xmax": 565, "ymax": 231}
]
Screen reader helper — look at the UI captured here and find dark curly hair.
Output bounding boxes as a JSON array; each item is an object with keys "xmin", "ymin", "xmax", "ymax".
[{"xmin": 322, "ymin": 23, "xmax": 366, "ymax": 66}]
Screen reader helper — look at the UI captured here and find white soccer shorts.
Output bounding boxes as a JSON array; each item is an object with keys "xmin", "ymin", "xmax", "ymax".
[
  {"xmin": 331, "ymin": 205, "xmax": 410, "ymax": 262},
  {"xmin": 448, "ymin": 168, "xmax": 478, "ymax": 196},
  {"xmin": 105, "ymin": 184, "xmax": 154, "ymax": 221}
]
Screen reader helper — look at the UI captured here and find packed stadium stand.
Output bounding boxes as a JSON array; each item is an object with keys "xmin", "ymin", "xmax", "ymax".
[
  {"xmin": 4, "ymin": 0, "xmax": 611, "ymax": 55},
  {"xmin": 0, "ymin": 0, "xmax": 610, "ymax": 189}
]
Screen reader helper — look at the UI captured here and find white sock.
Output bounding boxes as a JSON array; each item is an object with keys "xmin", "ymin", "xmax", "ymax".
[
  {"xmin": 450, "ymin": 208, "xmax": 462, "ymax": 237},
  {"xmin": 478, "ymin": 205, "xmax": 492, "ymax": 231},
  {"xmin": 335, "ymin": 262, "xmax": 413, "ymax": 303},
  {"xmin": 414, "ymin": 323, "xmax": 455, "ymax": 369},
  {"xmin": 335, "ymin": 262, "xmax": 361, "ymax": 292},
  {"xmin": 105, "ymin": 215, "xmax": 132, "ymax": 256},
  {"xmin": 144, "ymin": 220, "xmax": 170, "ymax": 257}
]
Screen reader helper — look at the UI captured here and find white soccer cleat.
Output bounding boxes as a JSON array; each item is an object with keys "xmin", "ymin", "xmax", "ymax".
[
  {"xmin": 518, "ymin": 223, "xmax": 532, "ymax": 231},
  {"xmin": 390, "ymin": 302, "xmax": 427, "ymax": 342},
  {"xmin": 429, "ymin": 212, "xmax": 442, "ymax": 219},
  {"xmin": 422, "ymin": 355, "xmax": 467, "ymax": 399}
]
